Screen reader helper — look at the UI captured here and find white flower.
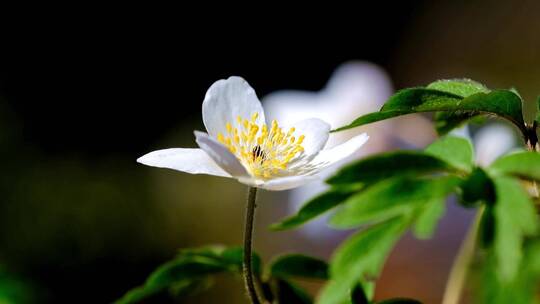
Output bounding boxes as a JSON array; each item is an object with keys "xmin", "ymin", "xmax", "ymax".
[{"xmin": 137, "ymin": 76, "xmax": 369, "ymax": 191}]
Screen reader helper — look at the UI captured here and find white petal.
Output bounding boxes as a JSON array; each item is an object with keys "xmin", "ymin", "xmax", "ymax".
[
  {"xmin": 202, "ymin": 76, "xmax": 265, "ymax": 138},
  {"xmin": 194, "ymin": 131, "xmax": 250, "ymax": 178},
  {"xmin": 137, "ymin": 148, "xmax": 231, "ymax": 177},
  {"xmin": 259, "ymin": 175, "xmax": 320, "ymax": 191},
  {"xmin": 290, "ymin": 118, "xmax": 331, "ymax": 156},
  {"xmin": 310, "ymin": 133, "xmax": 369, "ymax": 169}
]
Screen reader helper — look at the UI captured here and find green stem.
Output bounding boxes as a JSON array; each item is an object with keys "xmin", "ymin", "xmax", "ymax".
[
  {"xmin": 442, "ymin": 206, "xmax": 484, "ymax": 304},
  {"xmin": 243, "ymin": 187, "xmax": 264, "ymax": 304}
]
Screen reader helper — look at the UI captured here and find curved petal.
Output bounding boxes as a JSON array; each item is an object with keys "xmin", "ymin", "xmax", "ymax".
[
  {"xmin": 310, "ymin": 133, "xmax": 369, "ymax": 169},
  {"xmin": 290, "ymin": 118, "xmax": 331, "ymax": 156},
  {"xmin": 259, "ymin": 175, "xmax": 320, "ymax": 191},
  {"xmin": 137, "ymin": 148, "xmax": 231, "ymax": 177},
  {"xmin": 194, "ymin": 131, "xmax": 250, "ymax": 178},
  {"xmin": 202, "ymin": 76, "xmax": 265, "ymax": 138}
]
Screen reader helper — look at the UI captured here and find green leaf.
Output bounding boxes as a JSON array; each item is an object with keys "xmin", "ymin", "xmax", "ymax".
[
  {"xmin": 115, "ymin": 246, "xmax": 260, "ymax": 304},
  {"xmin": 480, "ymin": 240, "xmax": 540, "ymax": 304},
  {"xmin": 333, "ymin": 89, "xmax": 524, "ymax": 134},
  {"xmin": 489, "ymin": 151, "xmax": 540, "ymax": 181},
  {"xmin": 327, "ymin": 151, "xmax": 458, "ymax": 186},
  {"xmin": 376, "ymin": 299, "xmax": 423, "ymax": 304},
  {"xmin": 493, "ymin": 177, "xmax": 539, "ymax": 282},
  {"xmin": 269, "ymin": 254, "xmax": 328, "ymax": 280},
  {"xmin": 433, "ymin": 111, "xmax": 481, "ymax": 136},
  {"xmin": 317, "ymin": 217, "xmax": 408, "ymax": 304},
  {"xmin": 270, "ymin": 189, "xmax": 355, "ymax": 231},
  {"xmin": 427, "ymin": 79, "xmax": 490, "ymax": 97},
  {"xmin": 413, "ymin": 197, "xmax": 446, "ymax": 239},
  {"xmin": 276, "ymin": 279, "xmax": 313, "ymax": 304},
  {"xmin": 330, "ymin": 176, "xmax": 460, "ymax": 229},
  {"xmin": 458, "ymin": 167, "xmax": 496, "ymax": 207},
  {"xmin": 478, "ymin": 205, "xmax": 496, "ymax": 248},
  {"xmin": 426, "ymin": 79, "xmax": 489, "ymax": 135},
  {"xmin": 425, "ymin": 136, "xmax": 474, "ymax": 172}
]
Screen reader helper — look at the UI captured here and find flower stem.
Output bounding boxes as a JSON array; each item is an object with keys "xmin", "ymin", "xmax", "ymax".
[
  {"xmin": 243, "ymin": 186, "xmax": 263, "ymax": 304},
  {"xmin": 442, "ymin": 206, "xmax": 484, "ymax": 304}
]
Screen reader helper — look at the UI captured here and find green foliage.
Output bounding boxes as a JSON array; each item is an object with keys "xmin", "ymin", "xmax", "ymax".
[
  {"xmin": 333, "ymin": 78, "xmax": 525, "ymax": 137},
  {"xmin": 270, "ymin": 188, "xmax": 356, "ymax": 231},
  {"xmin": 269, "ymin": 254, "xmax": 328, "ymax": 280},
  {"xmin": 458, "ymin": 167, "xmax": 496, "ymax": 207},
  {"xmin": 115, "ymin": 246, "xmax": 258, "ymax": 304},
  {"xmin": 327, "ymin": 151, "xmax": 459, "ymax": 185},
  {"xmin": 318, "ymin": 218, "xmax": 409, "ymax": 304},
  {"xmin": 330, "ymin": 176, "xmax": 460, "ymax": 229},
  {"xmin": 424, "ymin": 136, "xmax": 474, "ymax": 172},
  {"xmin": 490, "ymin": 151, "xmax": 540, "ymax": 180},
  {"xmin": 492, "ymin": 177, "xmax": 538, "ymax": 282},
  {"xmin": 412, "ymin": 197, "xmax": 446, "ymax": 239}
]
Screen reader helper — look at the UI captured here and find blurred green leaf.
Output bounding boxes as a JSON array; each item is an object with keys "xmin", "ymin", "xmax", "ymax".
[
  {"xmin": 413, "ymin": 197, "xmax": 446, "ymax": 239},
  {"xmin": 427, "ymin": 79, "xmax": 490, "ymax": 97},
  {"xmin": 330, "ymin": 176, "xmax": 460, "ymax": 229},
  {"xmin": 459, "ymin": 167, "xmax": 496, "ymax": 207},
  {"xmin": 376, "ymin": 299, "xmax": 423, "ymax": 304},
  {"xmin": 275, "ymin": 279, "xmax": 313, "ymax": 304},
  {"xmin": 270, "ymin": 189, "xmax": 355, "ymax": 231},
  {"xmin": 327, "ymin": 151, "xmax": 458, "ymax": 186},
  {"xmin": 490, "ymin": 151, "xmax": 540, "ymax": 181},
  {"xmin": 269, "ymin": 254, "xmax": 328, "ymax": 280},
  {"xmin": 480, "ymin": 240, "xmax": 540, "ymax": 304},
  {"xmin": 493, "ymin": 177, "xmax": 539, "ymax": 282},
  {"xmin": 115, "ymin": 246, "xmax": 260, "ymax": 304},
  {"xmin": 478, "ymin": 205, "xmax": 496, "ymax": 248},
  {"xmin": 317, "ymin": 217, "xmax": 408, "ymax": 304},
  {"xmin": 333, "ymin": 88, "xmax": 524, "ymax": 133},
  {"xmin": 425, "ymin": 136, "xmax": 474, "ymax": 172}
]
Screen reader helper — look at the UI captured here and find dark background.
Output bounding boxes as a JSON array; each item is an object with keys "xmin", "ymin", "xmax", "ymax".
[{"xmin": 0, "ymin": 1, "xmax": 539, "ymax": 303}]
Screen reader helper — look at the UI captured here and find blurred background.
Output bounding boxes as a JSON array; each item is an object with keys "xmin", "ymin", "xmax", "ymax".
[{"xmin": 0, "ymin": 1, "xmax": 539, "ymax": 303}]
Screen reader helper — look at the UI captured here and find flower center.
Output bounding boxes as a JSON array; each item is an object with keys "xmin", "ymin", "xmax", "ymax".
[{"xmin": 217, "ymin": 113, "xmax": 305, "ymax": 179}]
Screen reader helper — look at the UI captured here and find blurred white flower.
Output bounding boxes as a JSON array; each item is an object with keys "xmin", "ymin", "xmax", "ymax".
[
  {"xmin": 138, "ymin": 76, "xmax": 369, "ymax": 191},
  {"xmin": 454, "ymin": 123, "xmax": 517, "ymax": 166},
  {"xmin": 263, "ymin": 62, "xmax": 434, "ymax": 239}
]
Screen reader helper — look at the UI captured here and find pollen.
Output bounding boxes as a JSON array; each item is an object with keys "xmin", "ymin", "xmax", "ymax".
[{"xmin": 217, "ymin": 113, "xmax": 306, "ymax": 179}]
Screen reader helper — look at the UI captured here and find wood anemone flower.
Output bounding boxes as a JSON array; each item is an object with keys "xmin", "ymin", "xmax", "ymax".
[{"xmin": 137, "ymin": 76, "xmax": 369, "ymax": 191}]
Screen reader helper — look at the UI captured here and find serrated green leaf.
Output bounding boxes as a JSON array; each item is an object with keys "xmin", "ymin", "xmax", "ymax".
[
  {"xmin": 333, "ymin": 89, "xmax": 524, "ymax": 134},
  {"xmin": 413, "ymin": 197, "xmax": 446, "ymax": 239},
  {"xmin": 425, "ymin": 136, "xmax": 474, "ymax": 172},
  {"xmin": 376, "ymin": 299, "xmax": 423, "ymax": 304},
  {"xmin": 459, "ymin": 167, "xmax": 496, "ymax": 207},
  {"xmin": 327, "ymin": 151, "xmax": 458, "ymax": 186},
  {"xmin": 276, "ymin": 279, "xmax": 313, "ymax": 304},
  {"xmin": 493, "ymin": 177, "xmax": 539, "ymax": 282},
  {"xmin": 427, "ymin": 79, "xmax": 490, "ymax": 97},
  {"xmin": 270, "ymin": 189, "xmax": 355, "ymax": 231},
  {"xmin": 489, "ymin": 151, "xmax": 540, "ymax": 181},
  {"xmin": 317, "ymin": 217, "xmax": 408, "ymax": 304},
  {"xmin": 269, "ymin": 254, "xmax": 328, "ymax": 280},
  {"xmin": 330, "ymin": 176, "xmax": 460, "ymax": 229}
]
